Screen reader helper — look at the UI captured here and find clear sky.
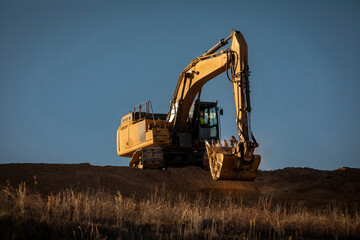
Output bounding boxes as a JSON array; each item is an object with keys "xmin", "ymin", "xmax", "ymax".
[{"xmin": 1, "ymin": 0, "xmax": 359, "ymax": 170}]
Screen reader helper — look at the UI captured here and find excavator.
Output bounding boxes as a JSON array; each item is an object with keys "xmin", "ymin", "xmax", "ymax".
[{"xmin": 116, "ymin": 30, "xmax": 261, "ymax": 181}]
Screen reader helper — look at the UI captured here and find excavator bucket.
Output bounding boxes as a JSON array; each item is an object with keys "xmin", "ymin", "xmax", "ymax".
[{"xmin": 205, "ymin": 141, "xmax": 260, "ymax": 181}]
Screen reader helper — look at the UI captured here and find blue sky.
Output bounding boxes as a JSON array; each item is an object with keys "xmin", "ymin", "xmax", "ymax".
[{"xmin": 1, "ymin": 0, "xmax": 359, "ymax": 170}]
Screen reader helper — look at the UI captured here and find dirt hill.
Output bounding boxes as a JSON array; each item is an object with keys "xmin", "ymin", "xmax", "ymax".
[{"xmin": 1, "ymin": 163, "xmax": 359, "ymax": 206}]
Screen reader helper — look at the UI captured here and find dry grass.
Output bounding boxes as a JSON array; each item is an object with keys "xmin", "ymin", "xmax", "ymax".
[{"xmin": 0, "ymin": 182, "xmax": 359, "ymax": 239}]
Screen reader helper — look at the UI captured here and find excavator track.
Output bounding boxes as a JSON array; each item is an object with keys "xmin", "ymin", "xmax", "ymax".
[{"xmin": 129, "ymin": 148, "xmax": 165, "ymax": 169}]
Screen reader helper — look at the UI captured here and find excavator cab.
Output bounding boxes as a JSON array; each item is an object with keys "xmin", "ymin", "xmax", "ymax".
[{"xmin": 187, "ymin": 101, "xmax": 220, "ymax": 144}]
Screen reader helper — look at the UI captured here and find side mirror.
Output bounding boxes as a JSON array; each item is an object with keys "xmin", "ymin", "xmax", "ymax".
[{"xmin": 219, "ymin": 109, "xmax": 224, "ymax": 115}]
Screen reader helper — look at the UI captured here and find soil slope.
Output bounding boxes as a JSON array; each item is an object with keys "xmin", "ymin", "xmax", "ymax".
[{"xmin": 1, "ymin": 163, "xmax": 359, "ymax": 206}]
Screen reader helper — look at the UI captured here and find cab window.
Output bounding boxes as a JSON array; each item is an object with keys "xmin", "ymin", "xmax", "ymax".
[{"xmin": 200, "ymin": 107, "xmax": 217, "ymax": 127}]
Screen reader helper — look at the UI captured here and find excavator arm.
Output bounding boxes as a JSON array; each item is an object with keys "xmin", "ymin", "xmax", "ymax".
[{"xmin": 167, "ymin": 30, "xmax": 260, "ymax": 180}]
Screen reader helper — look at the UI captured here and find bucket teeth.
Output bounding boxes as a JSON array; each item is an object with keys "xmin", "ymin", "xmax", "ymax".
[{"xmin": 205, "ymin": 140, "xmax": 261, "ymax": 181}]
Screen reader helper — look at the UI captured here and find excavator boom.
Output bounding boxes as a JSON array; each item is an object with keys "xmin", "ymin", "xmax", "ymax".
[{"xmin": 167, "ymin": 30, "xmax": 260, "ymax": 180}]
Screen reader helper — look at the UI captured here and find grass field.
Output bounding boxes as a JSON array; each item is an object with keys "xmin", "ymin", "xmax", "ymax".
[{"xmin": 1, "ymin": 182, "xmax": 359, "ymax": 239}]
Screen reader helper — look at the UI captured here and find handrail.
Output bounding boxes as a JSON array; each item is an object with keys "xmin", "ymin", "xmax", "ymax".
[{"xmin": 133, "ymin": 100, "xmax": 156, "ymax": 127}]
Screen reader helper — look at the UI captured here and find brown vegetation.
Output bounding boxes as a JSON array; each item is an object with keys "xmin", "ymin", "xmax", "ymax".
[
  {"xmin": 0, "ymin": 182, "xmax": 359, "ymax": 239},
  {"xmin": 1, "ymin": 164, "xmax": 360, "ymax": 239}
]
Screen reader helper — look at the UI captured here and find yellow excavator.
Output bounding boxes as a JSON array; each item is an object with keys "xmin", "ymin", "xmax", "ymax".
[{"xmin": 117, "ymin": 30, "xmax": 261, "ymax": 181}]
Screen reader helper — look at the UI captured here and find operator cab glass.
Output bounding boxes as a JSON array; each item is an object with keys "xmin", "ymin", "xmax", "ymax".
[
  {"xmin": 199, "ymin": 106, "xmax": 219, "ymax": 142},
  {"xmin": 187, "ymin": 101, "xmax": 220, "ymax": 143}
]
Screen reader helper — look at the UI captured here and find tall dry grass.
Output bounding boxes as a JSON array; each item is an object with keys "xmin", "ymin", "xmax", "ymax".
[{"xmin": 0, "ymin": 182, "xmax": 359, "ymax": 239}]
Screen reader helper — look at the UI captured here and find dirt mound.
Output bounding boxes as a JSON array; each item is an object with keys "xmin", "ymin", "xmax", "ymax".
[
  {"xmin": 1, "ymin": 163, "xmax": 359, "ymax": 206},
  {"xmin": 256, "ymin": 167, "xmax": 360, "ymax": 206}
]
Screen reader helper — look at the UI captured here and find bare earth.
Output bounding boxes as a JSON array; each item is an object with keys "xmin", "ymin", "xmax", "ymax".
[{"xmin": 1, "ymin": 163, "xmax": 359, "ymax": 207}]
